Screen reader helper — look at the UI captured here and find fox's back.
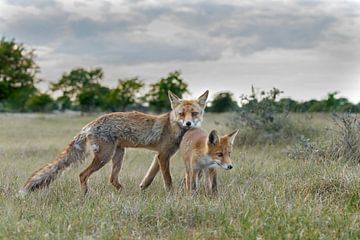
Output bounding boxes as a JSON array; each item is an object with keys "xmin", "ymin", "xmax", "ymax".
[{"xmin": 83, "ymin": 111, "xmax": 169, "ymax": 146}]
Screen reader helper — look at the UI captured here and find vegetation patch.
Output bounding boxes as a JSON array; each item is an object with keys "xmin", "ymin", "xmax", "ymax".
[
  {"xmin": 230, "ymin": 87, "xmax": 316, "ymax": 145},
  {"xmin": 288, "ymin": 113, "xmax": 360, "ymax": 164}
]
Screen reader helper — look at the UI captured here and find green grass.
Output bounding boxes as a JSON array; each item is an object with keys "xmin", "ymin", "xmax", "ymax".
[{"xmin": 0, "ymin": 113, "xmax": 359, "ymax": 239}]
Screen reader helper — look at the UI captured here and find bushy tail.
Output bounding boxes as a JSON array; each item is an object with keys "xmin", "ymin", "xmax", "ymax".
[{"xmin": 19, "ymin": 133, "xmax": 87, "ymax": 196}]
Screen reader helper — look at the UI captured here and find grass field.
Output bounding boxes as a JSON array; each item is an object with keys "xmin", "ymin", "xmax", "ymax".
[{"xmin": 0, "ymin": 113, "xmax": 359, "ymax": 239}]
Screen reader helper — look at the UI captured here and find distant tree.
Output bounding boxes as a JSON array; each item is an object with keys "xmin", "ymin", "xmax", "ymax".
[
  {"xmin": 103, "ymin": 78, "xmax": 144, "ymax": 111},
  {"xmin": 5, "ymin": 87, "xmax": 37, "ymax": 111},
  {"xmin": 77, "ymin": 84, "xmax": 110, "ymax": 112},
  {"xmin": 51, "ymin": 67, "xmax": 104, "ymax": 100},
  {"xmin": 335, "ymin": 97, "xmax": 359, "ymax": 112},
  {"xmin": 209, "ymin": 91, "xmax": 239, "ymax": 112},
  {"xmin": 325, "ymin": 92, "xmax": 338, "ymax": 111},
  {"xmin": 145, "ymin": 71, "xmax": 189, "ymax": 112},
  {"xmin": 356, "ymin": 103, "xmax": 360, "ymax": 113},
  {"xmin": 324, "ymin": 93, "xmax": 358, "ymax": 112},
  {"xmin": 51, "ymin": 67, "xmax": 106, "ymax": 112},
  {"xmin": 306, "ymin": 92, "xmax": 340, "ymax": 112},
  {"xmin": 55, "ymin": 95, "xmax": 72, "ymax": 111},
  {"xmin": 278, "ymin": 98, "xmax": 299, "ymax": 112},
  {"xmin": 298, "ymin": 99, "xmax": 318, "ymax": 112},
  {"xmin": 0, "ymin": 38, "xmax": 39, "ymax": 111},
  {"xmin": 25, "ymin": 93, "xmax": 54, "ymax": 112},
  {"xmin": 289, "ymin": 92, "xmax": 359, "ymax": 113}
]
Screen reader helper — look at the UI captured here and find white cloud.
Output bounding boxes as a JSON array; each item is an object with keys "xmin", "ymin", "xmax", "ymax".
[{"xmin": 0, "ymin": 0, "xmax": 359, "ymax": 102}]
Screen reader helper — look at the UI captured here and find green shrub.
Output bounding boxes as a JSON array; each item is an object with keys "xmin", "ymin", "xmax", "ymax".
[
  {"xmin": 25, "ymin": 93, "xmax": 55, "ymax": 112},
  {"xmin": 208, "ymin": 92, "xmax": 239, "ymax": 112},
  {"xmin": 230, "ymin": 87, "xmax": 314, "ymax": 145}
]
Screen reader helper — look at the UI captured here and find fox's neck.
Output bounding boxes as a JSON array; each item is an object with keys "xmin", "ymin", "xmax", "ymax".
[{"xmin": 167, "ymin": 110, "xmax": 187, "ymax": 140}]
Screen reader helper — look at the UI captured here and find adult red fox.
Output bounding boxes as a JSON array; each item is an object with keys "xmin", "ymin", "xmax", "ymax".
[
  {"xmin": 179, "ymin": 127, "xmax": 239, "ymax": 194},
  {"xmin": 19, "ymin": 90, "xmax": 209, "ymax": 195}
]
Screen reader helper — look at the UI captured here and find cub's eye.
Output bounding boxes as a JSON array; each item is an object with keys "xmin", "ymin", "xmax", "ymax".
[
  {"xmin": 216, "ymin": 152, "xmax": 223, "ymax": 157},
  {"xmin": 191, "ymin": 112, "xmax": 199, "ymax": 117},
  {"xmin": 179, "ymin": 112, "xmax": 185, "ymax": 117}
]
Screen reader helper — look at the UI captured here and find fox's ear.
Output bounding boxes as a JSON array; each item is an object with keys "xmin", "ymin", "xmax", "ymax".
[
  {"xmin": 168, "ymin": 90, "xmax": 181, "ymax": 109},
  {"xmin": 208, "ymin": 130, "xmax": 219, "ymax": 146},
  {"xmin": 197, "ymin": 90, "xmax": 209, "ymax": 108},
  {"xmin": 228, "ymin": 129, "xmax": 239, "ymax": 145}
]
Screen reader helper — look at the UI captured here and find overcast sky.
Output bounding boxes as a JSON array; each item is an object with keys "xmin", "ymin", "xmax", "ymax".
[{"xmin": 0, "ymin": 0, "xmax": 359, "ymax": 102}]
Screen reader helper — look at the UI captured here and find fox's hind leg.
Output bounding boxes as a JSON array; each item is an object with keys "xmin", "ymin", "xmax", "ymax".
[
  {"xmin": 110, "ymin": 147, "xmax": 125, "ymax": 190},
  {"xmin": 79, "ymin": 140, "xmax": 116, "ymax": 195}
]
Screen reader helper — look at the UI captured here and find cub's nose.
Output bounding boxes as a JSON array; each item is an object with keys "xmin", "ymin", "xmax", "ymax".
[
  {"xmin": 227, "ymin": 165, "xmax": 233, "ymax": 170},
  {"xmin": 186, "ymin": 121, "xmax": 192, "ymax": 127}
]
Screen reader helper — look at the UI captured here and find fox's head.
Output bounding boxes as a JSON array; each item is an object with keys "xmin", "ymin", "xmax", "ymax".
[
  {"xmin": 169, "ymin": 90, "xmax": 209, "ymax": 129},
  {"xmin": 207, "ymin": 129, "xmax": 239, "ymax": 170}
]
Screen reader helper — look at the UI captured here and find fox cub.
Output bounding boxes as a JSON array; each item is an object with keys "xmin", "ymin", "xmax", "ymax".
[{"xmin": 180, "ymin": 127, "xmax": 239, "ymax": 194}]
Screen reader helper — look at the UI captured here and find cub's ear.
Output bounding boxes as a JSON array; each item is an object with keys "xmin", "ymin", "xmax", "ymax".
[
  {"xmin": 228, "ymin": 129, "xmax": 239, "ymax": 145},
  {"xmin": 197, "ymin": 90, "xmax": 209, "ymax": 108},
  {"xmin": 208, "ymin": 130, "xmax": 219, "ymax": 146},
  {"xmin": 168, "ymin": 90, "xmax": 181, "ymax": 109}
]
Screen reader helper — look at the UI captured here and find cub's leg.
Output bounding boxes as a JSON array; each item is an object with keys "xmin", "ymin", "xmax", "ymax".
[{"xmin": 209, "ymin": 168, "xmax": 218, "ymax": 193}]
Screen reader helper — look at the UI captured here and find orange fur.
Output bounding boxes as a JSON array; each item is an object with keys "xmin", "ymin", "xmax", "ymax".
[
  {"xmin": 19, "ymin": 90, "xmax": 209, "ymax": 196},
  {"xmin": 179, "ymin": 127, "xmax": 239, "ymax": 194}
]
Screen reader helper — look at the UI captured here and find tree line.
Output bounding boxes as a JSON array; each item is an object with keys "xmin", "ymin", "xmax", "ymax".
[{"xmin": 1, "ymin": 38, "xmax": 359, "ymax": 113}]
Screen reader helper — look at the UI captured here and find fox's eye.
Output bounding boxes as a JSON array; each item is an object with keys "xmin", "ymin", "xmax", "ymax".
[
  {"xmin": 179, "ymin": 112, "xmax": 185, "ymax": 117},
  {"xmin": 192, "ymin": 112, "xmax": 199, "ymax": 117},
  {"xmin": 216, "ymin": 152, "xmax": 223, "ymax": 157}
]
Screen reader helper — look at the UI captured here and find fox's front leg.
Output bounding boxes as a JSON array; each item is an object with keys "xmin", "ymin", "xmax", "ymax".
[
  {"xmin": 157, "ymin": 153, "xmax": 172, "ymax": 192},
  {"xmin": 139, "ymin": 155, "xmax": 160, "ymax": 190},
  {"xmin": 190, "ymin": 169, "xmax": 199, "ymax": 195},
  {"xmin": 209, "ymin": 169, "xmax": 218, "ymax": 193},
  {"xmin": 185, "ymin": 171, "xmax": 191, "ymax": 193},
  {"xmin": 140, "ymin": 153, "xmax": 173, "ymax": 192},
  {"xmin": 204, "ymin": 169, "xmax": 212, "ymax": 194}
]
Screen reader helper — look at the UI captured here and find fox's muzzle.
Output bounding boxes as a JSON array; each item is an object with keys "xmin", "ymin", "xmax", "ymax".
[
  {"xmin": 182, "ymin": 119, "xmax": 201, "ymax": 128},
  {"xmin": 214, "ymin": 160, "xmax": 233, "ymax": 170}
]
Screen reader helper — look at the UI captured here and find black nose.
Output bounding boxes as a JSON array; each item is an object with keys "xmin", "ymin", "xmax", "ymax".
[
  {"xmin": 228, "ymin": 165, "xmax": 233, "ymax": 170},
  {"xmin": 186, "ymin": 121, "xmax": 192, "ymax": 126}
]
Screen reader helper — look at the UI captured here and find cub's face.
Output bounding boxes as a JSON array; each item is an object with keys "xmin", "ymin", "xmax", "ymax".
[{"xmin": 207, "ymin": 129, "xmax": 239, "ymax": 170}]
